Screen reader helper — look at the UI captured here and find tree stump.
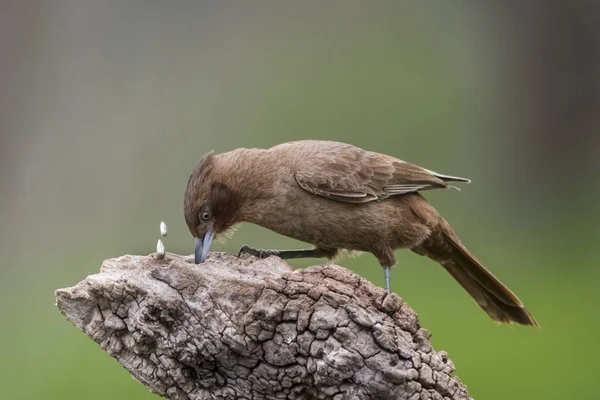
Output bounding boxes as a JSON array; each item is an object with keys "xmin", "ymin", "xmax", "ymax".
[{"xmin": 55, "ymin": 252, "xmax": 472, "ymax": 400}]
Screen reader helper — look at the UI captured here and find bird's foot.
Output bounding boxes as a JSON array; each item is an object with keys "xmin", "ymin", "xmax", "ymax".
[
  {"xmin": 238, "ymin": 245, "xmax": 280, "ymax": 259},
  {"xmin": 384, "ymin": 267, "xmax": 392, "ymax": 293}
]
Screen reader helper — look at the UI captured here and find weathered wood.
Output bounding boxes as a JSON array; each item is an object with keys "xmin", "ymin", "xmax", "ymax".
[{"xmin": 55, "ymin": 252, "xmax": 472, "ymax": 400}]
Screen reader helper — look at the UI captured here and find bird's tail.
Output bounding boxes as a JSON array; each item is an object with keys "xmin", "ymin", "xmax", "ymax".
[{"xmin": 413, "ymin": 219, "xmax": 538, "ymax": 327}]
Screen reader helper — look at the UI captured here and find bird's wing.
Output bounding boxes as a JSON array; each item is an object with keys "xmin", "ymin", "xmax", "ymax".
[{"xmin": 294, "ymin": 143, "xmax": 470, "ymax": 204}]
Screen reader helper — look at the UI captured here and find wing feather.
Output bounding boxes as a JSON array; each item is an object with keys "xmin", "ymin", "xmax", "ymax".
[{"xmin": 292, "ymin": 142, "xmax": 469, "ymax": 204}]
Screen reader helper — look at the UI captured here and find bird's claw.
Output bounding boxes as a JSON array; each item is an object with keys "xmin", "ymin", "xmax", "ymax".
[
  {"xmin": 238, "ymin": 245, "xmax": 266, "ymax": 258},
  {"xmin": 238, "ymin": 245, "xmax": 250, "ymax": 258}
]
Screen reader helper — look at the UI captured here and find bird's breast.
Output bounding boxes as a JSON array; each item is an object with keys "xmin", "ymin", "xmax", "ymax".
[{"xmin": 244, "ymin": 188, "xmax": 419, "ymax": 251}]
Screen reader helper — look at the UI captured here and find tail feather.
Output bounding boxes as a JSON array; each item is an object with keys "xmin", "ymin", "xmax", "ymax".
[
  {"xmin": 414, "ymin": 224, "xmax": 538, "ymax": 327},
  {"xmin": 424, "ymin": 169, "xmax": 472, "ymax": 183},
  {"xmin": 442, "ymin": 232, "xmax": 523, "ymax": 307}
]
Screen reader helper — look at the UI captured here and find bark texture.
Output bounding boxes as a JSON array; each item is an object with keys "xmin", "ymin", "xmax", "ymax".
[{"xmin": 55, "ymin": 252, "xmax": 472, "ymax": 400}]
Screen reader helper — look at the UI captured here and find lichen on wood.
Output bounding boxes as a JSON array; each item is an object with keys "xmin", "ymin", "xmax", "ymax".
[{"xmin": 55, "ymin": 252, "xmax": 472, "ymax": 400}]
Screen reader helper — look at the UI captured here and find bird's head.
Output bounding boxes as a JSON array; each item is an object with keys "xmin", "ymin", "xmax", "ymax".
[{"xmin": 184, "ymin": 152, "xmax": 239, "ymax": 263}]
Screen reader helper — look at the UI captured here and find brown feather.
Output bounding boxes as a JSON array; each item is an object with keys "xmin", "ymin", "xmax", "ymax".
[
  {"xmin": 210, "ymin": 183, "xmax": 240, "ymax": 233},
  {"xmin": 412, "ymin": 217, "xmax": 538, "ymax": 327},
  {"xmin": 184, "ymin": 151, "xmax": 215, "ymax": 235},
  {"xmin": 291, "ymin": 141, "xmax": 461, "ymax": 203}
]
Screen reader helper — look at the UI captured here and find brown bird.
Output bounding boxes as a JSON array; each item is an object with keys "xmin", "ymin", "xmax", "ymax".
[{"xmin": 184, "ymin": 140, "xmax": 537, "ymax": 326}]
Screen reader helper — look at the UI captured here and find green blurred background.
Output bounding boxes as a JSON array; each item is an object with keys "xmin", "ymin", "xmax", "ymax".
[{"xmin": 1, "ymin": 1, "xmax": 599, "ymax": 399}]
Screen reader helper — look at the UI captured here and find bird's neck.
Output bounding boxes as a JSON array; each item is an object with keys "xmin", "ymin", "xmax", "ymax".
[{"xmin": 215, "ymin": 148, "xmax": 279, "ymax": 223}]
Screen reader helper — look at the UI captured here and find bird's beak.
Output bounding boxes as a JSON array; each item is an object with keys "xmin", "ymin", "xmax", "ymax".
[{"xmin": 194, "ymin": 229, "xmax": 215, "ymax": 264}]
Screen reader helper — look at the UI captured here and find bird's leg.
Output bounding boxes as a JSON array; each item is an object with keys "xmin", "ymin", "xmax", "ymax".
[
  {"xmin": 384, "ymin": 266, "xmax": 392, "ymax": 293},
  {"xmin": 238, "ymin": 245, "xmax": 335, "ymax": 260}
]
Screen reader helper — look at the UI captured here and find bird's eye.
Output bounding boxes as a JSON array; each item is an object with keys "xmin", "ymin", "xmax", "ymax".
[{"xmin": 201, "ymin": 211, "xmax": 210, "ymax": 221}]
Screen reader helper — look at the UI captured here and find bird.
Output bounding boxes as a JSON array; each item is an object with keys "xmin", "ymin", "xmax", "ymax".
[{"xmin": 183, "ymin": 140, "xmax": 537, "ymax": 326}]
